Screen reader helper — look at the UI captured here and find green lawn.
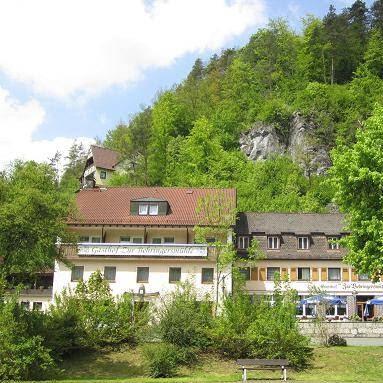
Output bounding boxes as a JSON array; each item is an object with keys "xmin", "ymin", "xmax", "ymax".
[{"xmin": 35, "ymin": 346, "xmax": 383, "ymax": 383}]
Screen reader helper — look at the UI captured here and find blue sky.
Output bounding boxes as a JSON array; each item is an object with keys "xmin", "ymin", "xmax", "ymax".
[{"xmin": 0, "ymin": 0, "xmax": 373, "ymax": 168}]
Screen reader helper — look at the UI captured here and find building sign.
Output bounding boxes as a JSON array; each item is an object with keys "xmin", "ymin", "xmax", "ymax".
[{"xmin": 78, "ymin": 244, "xmax": 208, "ymax": 257}]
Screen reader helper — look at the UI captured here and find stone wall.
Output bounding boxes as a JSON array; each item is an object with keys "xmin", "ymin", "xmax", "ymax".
[{"xmin": 299, "ymin": 321, "xmax": 383, "ymax": 338}]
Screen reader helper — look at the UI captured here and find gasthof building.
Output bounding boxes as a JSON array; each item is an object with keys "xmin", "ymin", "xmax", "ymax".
[{"xmin": 236, "ymin": 212, "xmax": 383, "ymax": 319}]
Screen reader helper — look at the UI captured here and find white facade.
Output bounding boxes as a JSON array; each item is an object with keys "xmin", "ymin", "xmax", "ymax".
[{"xmin": 53, "ymin": 242, "xmax": 232, "ymax": 305}]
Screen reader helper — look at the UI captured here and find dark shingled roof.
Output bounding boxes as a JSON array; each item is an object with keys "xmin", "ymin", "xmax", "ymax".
[
  {"xmin": 69, "ymin": 187, "xmax": 236, "ymax": 226},
  {"xmin": 91, "ymin": 145, "xmax": 120, "ymax": 170},
  {"xmin": 236, "ymin": 212, "xmax": 348, "ymax": 235}
]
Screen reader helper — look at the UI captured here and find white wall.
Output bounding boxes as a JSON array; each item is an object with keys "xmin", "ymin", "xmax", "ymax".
[{"xmin": 53, "ymin": 258, "xmax": 232, "ymax": 303}]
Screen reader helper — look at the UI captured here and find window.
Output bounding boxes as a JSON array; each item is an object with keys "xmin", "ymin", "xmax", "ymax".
[
  {"xmin": 100, "ymin": 170, "xmax": 107, "ymax": 179},
  {"xmin": 328, "ymin": 267, "xmax": 341, "ymax": 281},
  {"xmin": 71, "ymin": 266, "xmax": 84, "ymax": 282},
  {"xmin": 298, "ymin": 267, "xmax": 310, "ymax": 281},
  {"xmin": 149, "ymin": 204, "xmax": 159, "ymax": 215},
  {"xmin": 152, "ymin": 238, "xmax": 162, "ymax": 244},
  {"xmin": 21, "ymin": 301, "xmax": 30, "ymax": 310},
  {"xmin": 139, "ymin": 204, "xmax": 149, "ymax": 215},
  {"xmin": 201, "ymin": 268, "xmax": 214, "ymax": 284},
  {"xmin": 132, "ymin": 237, "xmax": 143, "ymax": 244},
  {"xmin": 169, "ymin": 267, "xmax": 181, "ymax": 283},
  {"xmin": 267, "ymin": 236, "xmax": 280, "ymax": 249},
  {"xmin": 164, "ymin": 237, "xmax": 175, "ymax": 244},
  {"xmin": 239, "ymin": 267, "xmax": 250, "ymax": 281},
  {"xmin": 328, "ymin": 237, "xmax": 340, "ymax": 250},
  {"xmin": 79, "ymin": 236, "xmax": 101, "ymax": 243},
  {"xmin": 238, "ymin": 236, "xmax": 250, "ymax": 249},
  {"xmin": 104, "ymin": 266, "xmax": 116, "ymax": 282},
  {"xmin": 358, "ymin": 273, "xmax": 370, "ymax": 281},
  {"xmin": 33, "ymin": 302, "xmax": 43, "ymax": 311},
  {"xmin": 267, "ymin": 267, "xmax": 280, "ymax": 281},
  {"xmin": 120, "ymin": 236, "xmax": 131, "ymax": 243},
  {"xmin": 206, "ymin": 237, "xmax": 216, "ymax": 243},
  {"xmin": 137, "ymin": 267, "xmax": 149, "ymax": 283},
  {"xmin": 298, "ymin": 237, "xmax": 309, "ymax": 250},
  {"xmin": 139, "ymin": 203, "xmax": 159, "ymax": 216}
]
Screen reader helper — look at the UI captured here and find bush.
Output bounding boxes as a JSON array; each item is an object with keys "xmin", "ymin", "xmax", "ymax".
[
  {"xmin": 158, "ymin": 283, "xmax": 213, "ymax": 350},
  {"xmin": 45, "ymin": 271, "xmax": 149, "ymax": 356},
  {"xmin": 211, "ymin": 286, "xmax": 313, "ymax": 370},
  {"xmin": 0, "ymin": 296, "xmax": 56, "ymax": 381},
  {"xmin": 143, "ymin": 343, "xmax": 180, "ymax": 378},
  {"xmin": 328, "ymin": 334, "xmax": 347, "ymax": 346}
]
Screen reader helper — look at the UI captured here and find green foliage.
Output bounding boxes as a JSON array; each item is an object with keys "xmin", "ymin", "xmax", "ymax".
[
  {"xmin": 328, "ymin": 334, "xmax": 347, "ymax": 346},
  {"xmin": 60, "ymin": 141, "xmax": 88, "ymax": 193},
  {"xmin": 158, "ymin": 283, "xmax": 213, "ymax": 350},
  {"xmin": 0, "ymin": 295, "xmax": 56, "ymax": 381},
  {"xmin": 0, "ymin": 161, "xmax": 73, "ymax": 276},
  {"xmin": 330, "ymin": 106, "xmax": 383, "ymax": 278},
  {"xmin": 143, "ymin": 343, "xmax": 180, "ymax": 378},
  {"xmin": 101, "ymin": 2, "xmax": 383, "ymax": 216},
  {"xmin": 211, "ymin": 286, "xmax": 313, "ymax": 370},
  {"xmin": 49, "ymin": 271, "xmax": 148, "ymax": 352}
]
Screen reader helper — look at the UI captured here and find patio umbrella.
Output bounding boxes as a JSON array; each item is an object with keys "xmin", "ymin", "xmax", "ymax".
[
  {"xmin": 363, "ymin": 304, "xmax": 370, "ymax": 317},
  {"xmin": 366, "ymin": 296, "xmax": 383, "ymax": 305},
  {"xmin": 300, "ymin": 295, "xmax": 346, "ymax": 305}
]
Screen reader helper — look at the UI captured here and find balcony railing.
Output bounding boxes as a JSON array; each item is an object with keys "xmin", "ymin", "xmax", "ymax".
[{"xmin": 60, "ymin": 243, "xmax": 211, "ymax": 259}]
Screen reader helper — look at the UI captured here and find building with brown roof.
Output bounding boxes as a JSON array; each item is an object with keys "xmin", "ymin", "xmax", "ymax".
[
  {"xmin": 81, "ymin": 145, "xmax": 121, "ymax": 187},
  {"xmin": 236, "ymin": 212, "xmax": 383, "ymax": 320},
  {"xmin": 54, "ymin": 187, "xmax": 236, "ymax": 305}
]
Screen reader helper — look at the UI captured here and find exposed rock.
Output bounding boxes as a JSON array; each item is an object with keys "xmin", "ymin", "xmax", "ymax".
[
  {"xmin": 240, "ymin": 112, "xmax": 332, "ymax": 176},
  {"xmin": 239, "ymin": 123, "xmax": 285, "ymax": 161}
]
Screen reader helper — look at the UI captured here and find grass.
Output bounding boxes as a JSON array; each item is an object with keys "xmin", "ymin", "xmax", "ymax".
[{"xmin": 35, "ymin": 345, "xmax": 383, "ymax": 383}]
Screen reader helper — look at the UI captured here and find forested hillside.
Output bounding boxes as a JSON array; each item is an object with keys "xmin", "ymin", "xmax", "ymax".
[{"xmin": 102, "ymin": 1, "xmax": 383, "ymax": 212}]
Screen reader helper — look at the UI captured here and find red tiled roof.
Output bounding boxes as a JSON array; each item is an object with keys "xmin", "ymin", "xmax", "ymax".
[
  {"xmin": 69, "ymin": 187, "xmax": 236, "ymax": 226},
  {"xmin": 91, "ymin": 145, "xmax": 120, "ymax": 170}
]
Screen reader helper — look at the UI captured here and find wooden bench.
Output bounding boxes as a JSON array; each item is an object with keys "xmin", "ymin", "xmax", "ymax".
[{"xmin": 237, "ymin": 359, "xmax": 289, "ymax": 382}]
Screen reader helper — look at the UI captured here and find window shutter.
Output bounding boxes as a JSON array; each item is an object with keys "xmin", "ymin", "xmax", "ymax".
[
  {"xmin": 158, "ymin": 202, "xmax": 168, "ymax": 215},
  {"xmin": 130, "ymin": 201, "xmax": 139, "ymax": 215},
  {"xmin": 251, "ymin": 267, "xmax": 258, "ymax": 281},
  {"xmin": 351, "ymin": 268, "xmax": 358, "ymax": 282},
  {"xmin": 312, "ymin": 268, "xmax": 319, "ymax": 281},
  {"xmin": 290, "ymin": 267, "xmax": 297, "ymax": 281},
  {"xmin": 321, "ymin": 267, "xmax": 327, "ymax": 281},
  {"xmin": 259, "ymin": 268, "xmax": 266, "ymax": 281},
  {"xmin": 342, "ymin": 268, "xmax": 350, "ymax": 282},
  {"xmin": 281, "ymin": 268, "xmax": 288, "ymax": 279}
]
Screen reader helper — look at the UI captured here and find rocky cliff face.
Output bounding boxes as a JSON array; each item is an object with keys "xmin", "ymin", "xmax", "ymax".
[{"xmin": 239, "ymin": 112, "xmax": 332, "ymax": 175}]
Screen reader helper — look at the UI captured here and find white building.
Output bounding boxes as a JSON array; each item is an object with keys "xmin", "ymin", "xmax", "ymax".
[{"xmin": 54, "ymin": 187, "xmax": 236, "ymax": 305}]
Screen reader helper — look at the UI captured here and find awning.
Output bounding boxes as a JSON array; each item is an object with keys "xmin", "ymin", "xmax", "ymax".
[
  {"xmin": 366, "ymin": 296, "xmax": 383, "ymax": 305},
  {"xmin": 300, "ymin": 295, "xmax": 346, "ymax": 305}
]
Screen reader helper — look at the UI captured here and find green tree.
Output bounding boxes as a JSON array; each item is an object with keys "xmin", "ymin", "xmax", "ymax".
[
  {"xmin": 329, "ymin": 106, "xmax": 383, "ymax": 278},
  {"xmin": 0, "ymin": 161, "xmax": 72, "ymax": 276},
  {"xmin": 364, "ymin": 28, "xmax": 383, "ymax": 78},
  {"xmin": 60, "ymin": 141, "xmax": 88, "ymax": 192}
]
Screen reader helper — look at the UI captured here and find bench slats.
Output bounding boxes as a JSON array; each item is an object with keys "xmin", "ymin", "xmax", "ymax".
[{"xmin": 237, "ymin": 358, "xmax": 289, "ymax": 367}]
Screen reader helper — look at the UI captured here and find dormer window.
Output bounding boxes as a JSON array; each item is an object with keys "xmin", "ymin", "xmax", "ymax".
[
  {"xmin": 267, "ymin": 236, "xmax": 279, "ymax": 249},
  {"xmin": 328, "ymin": 236, "xmax": 340, "ymax": 250},
  {"xmin": 132, "ymin": 198, "xmax": 168, "ymax": 216},
  {"xmin": 139, "ymin": 203, "xmax": 159, "ymax": 216},
  {"xmin": 298, "ymin": 236, "xmax": 309, "ymax": 250}
]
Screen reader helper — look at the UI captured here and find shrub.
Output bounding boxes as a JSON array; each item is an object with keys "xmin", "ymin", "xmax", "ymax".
[
  {"xmin": 211, "ymin": 285, "xmax": 313, "ymax": 370},
  {"xmin": 158, "ymin": 283, "xmax": 213, "ymax": 350},
  {"xmin": 45, "ymin": 271, "xmax": 149, "ymax": 355},
  {"xmin": 328, "ymin": 334, "xmax": 347, "ymax": 346},
  {"xmin": 143, "ymin": 343, "xmax": 180, "ymax": 378},
  {"xmin": 0, "ymin": 295, "xmax": 56, "ymax": 381}
]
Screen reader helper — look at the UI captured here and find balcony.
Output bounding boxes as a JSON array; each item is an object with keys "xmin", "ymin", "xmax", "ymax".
[{"xmin": 60, "ymin": 243, "xmax": 211, "ymax": 259}]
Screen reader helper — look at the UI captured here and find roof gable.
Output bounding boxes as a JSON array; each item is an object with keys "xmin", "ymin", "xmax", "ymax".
[{"xmin": 91, "ymin": 145, "xmax": 120, "ymax": 170}]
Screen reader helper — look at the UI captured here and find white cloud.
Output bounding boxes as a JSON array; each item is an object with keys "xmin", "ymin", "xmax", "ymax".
[
  {"xmin": 0, "ymin": 0, "xmax": 265, "ymax": 99},
  {"xmin": 0, "ymin": 86, "xmax": 94, "ymax": 170}
]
